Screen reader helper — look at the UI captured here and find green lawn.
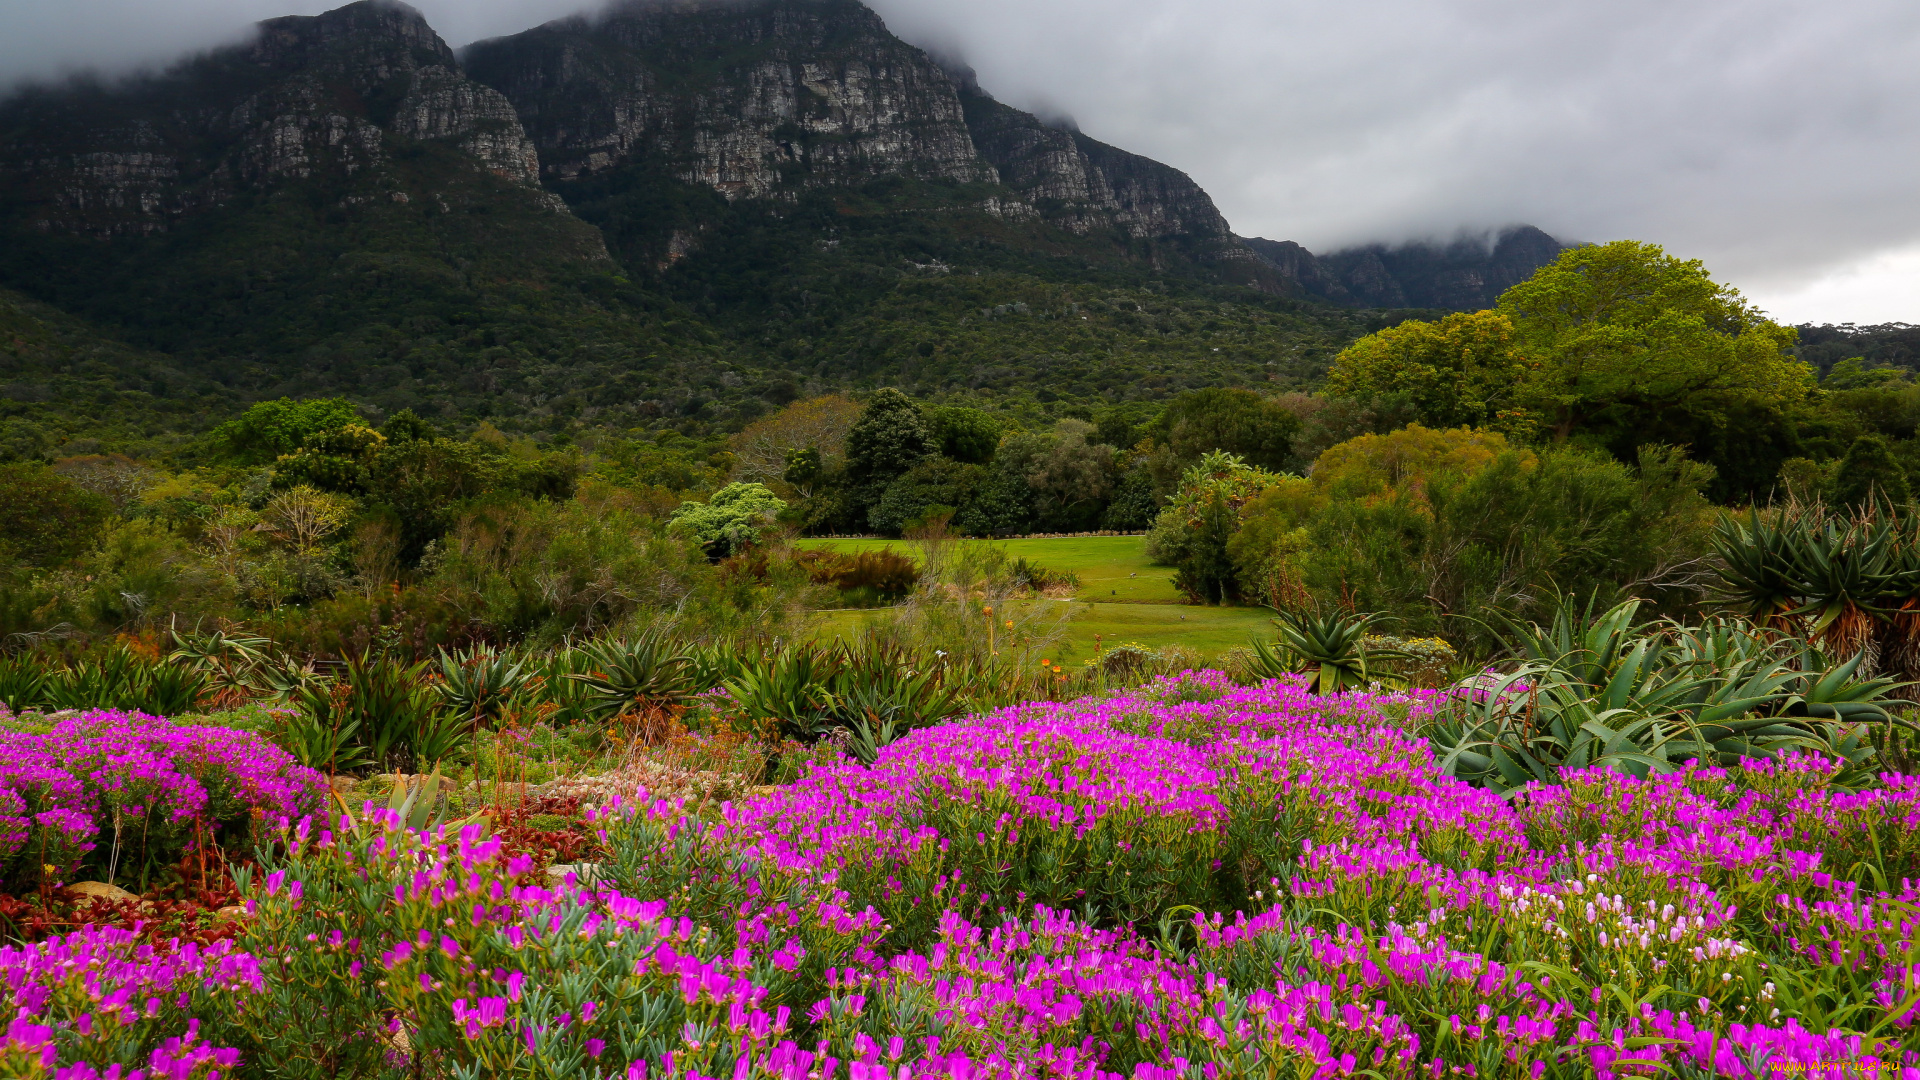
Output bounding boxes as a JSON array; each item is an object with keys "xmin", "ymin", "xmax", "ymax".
[
  {"xmin": 799, "ymin": 534, "xmax": 1277, "ymax": 662},
  {"xmin": 797, "ymin": 534, "xmax": 1185, "ymax": 603},
  {"xmin": 807, "ymin": 601, "xmax": 1274, "ymax": 664}
]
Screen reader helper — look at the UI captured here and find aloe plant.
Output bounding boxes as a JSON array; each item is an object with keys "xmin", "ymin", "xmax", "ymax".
[
  {"xmin": 1711, "ymin": 504, "xmax": 1920, "ymax": 669},
  {"xmin": 40, "ymin": 644, "xmax": 211, "ymax": 715},
  {"xmin": 1247, "ymin": 610, "xmax": 1409, "ymax": 693},
  {"xmin": 329, "ymin": 769, "xmax": 488, "ymax": 839},
  {"xmin": 1430, "ymin": 598, "xmax": 1906, "ymax": 791},
  {"xmin": 564, "ymin": 632, "xmax": 696, "ymax": 722},
  {"xmin": 291, "ymin": 652, "xmax": 451, "ymax": 773},
  {"xmin": 434, "ymin": 645, "xmax": 531, "ymax": 728},
  {"xmin": 725, "ymin": 641, "xmax": 963, "ymax": 749}
]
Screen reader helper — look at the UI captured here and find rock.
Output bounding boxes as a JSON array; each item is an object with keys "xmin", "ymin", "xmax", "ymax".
[
  {"xmin": 0, "ymin": 1, "xmax": 552, "ymax": 239},
  {"xmin": 67, "ymin": 881, "xmax": 138, "ymax": 903},
  {"xmin": 214, "ymin": 905, "xmax": 248, "ymax": 922},
  {"xmin": 463, "ymin": 0, "xmax": 1237, "ymax": 249},
  {"xmin": 545, "ymin": 863, "xmax": 605, "ymax": 886}
]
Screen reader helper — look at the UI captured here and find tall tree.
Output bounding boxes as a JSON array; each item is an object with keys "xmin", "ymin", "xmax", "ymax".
[
  {"xmin": 1498, "ymin": 241, "xmax": 1813, "ymax": 442},
  {"xmin": 1158, "ymin": 388, "xmax": 1299, "ymax": 471},
  {"xmin": 1326, "ymin": 310, "xmax": 1536, "ymax": 432},
  {"xmin": 729, "ymin": 395, "xmax": 863, "ymax": 493},
  {"xmin": 1829, "ymin": 434, "xmax": 1911, "ymax": 510},
  {"xmin": 845, "ymin": 389, "xmax": 932, "ymax": 484}
]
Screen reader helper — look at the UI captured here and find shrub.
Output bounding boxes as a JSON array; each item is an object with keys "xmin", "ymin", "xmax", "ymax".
[
  {"xmin": 668, "ymin": 482, "xmax": 787, "ymax": 557},
  {"xmin": 0, "ymin": 710, "xmax": 325, "ymax": 892}
]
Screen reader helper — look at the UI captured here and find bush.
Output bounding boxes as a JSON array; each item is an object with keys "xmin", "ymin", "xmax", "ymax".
[
  {"xmin": 668, "ymin": 482, "xmax": 787, "ymax": 557},
  {"xmin": 0, "ymin": 710, "xmax": 325, "ymax": 892}
]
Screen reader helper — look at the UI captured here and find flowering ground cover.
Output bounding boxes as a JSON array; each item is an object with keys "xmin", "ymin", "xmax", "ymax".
[
  {"xmin": 0, "ymin": 709, "xmax": 327, "ymax": 895},
  {"xmin": 6, "ymin": 675, "xmax": 1920, "ymax": 1078}
]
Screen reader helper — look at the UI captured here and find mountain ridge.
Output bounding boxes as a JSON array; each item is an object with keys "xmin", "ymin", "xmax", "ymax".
[
  {"xmin": 0, "ymin": 0, "xmax": 1556, "ymax": 444},
  {"xmin": 1238, "ymin": 226, "xmax": 1567, "ymax": 310}
]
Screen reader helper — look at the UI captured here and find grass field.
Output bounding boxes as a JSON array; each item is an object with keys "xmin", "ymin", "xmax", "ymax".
[
  {"xmin": 797, "ymin": 535, "xmax": 1185, "ymax": 603},
  {"xmin": 800, "ymin": 535, "xmax": 1277, "ymax": 662}
]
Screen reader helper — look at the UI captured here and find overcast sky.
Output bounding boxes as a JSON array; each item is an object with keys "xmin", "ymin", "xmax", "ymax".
[{"xmin": 2, "ymin": 0, "xmax": 1917, "ymax": 324}]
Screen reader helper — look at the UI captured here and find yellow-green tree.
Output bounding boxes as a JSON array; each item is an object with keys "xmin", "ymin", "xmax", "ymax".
[
  {"xmin": 1497, "ymin": 240, "xmax": 1813, "ymax": 441},
  {"xmin": 1325, "ymin": 310, "xmax": 1535, "ymax": 432},
  {"xmin": 1312, "ymin": 424, "xmax": 1527, "ymax": 510}
]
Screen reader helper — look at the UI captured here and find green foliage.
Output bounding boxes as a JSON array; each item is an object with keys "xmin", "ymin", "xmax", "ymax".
[
  {"xmin": 724, "ymin": 641, "xmax": 962, "ymax": 746},
  {"xmin": 0, "ymin": 644, "xmax": 213, "ymax": 716},
  {"xmin": 1500, "ymin": 240, "xmax": 1814, "ymax": 443},
  {"xmin": 1250, "ymin": 610, "xmax": 1408, "ymax": 693},
  {"xmin": 0, "ymin": 463, "xmax": 112, "ymax": 566},
  {"xmin": 1428, "ymin": 599, "xmax": 1902, "ymax": 791},
  {"xmin": 1147, "ymin": 451, "xmax": 1283, "ymax": 603},
  {"xmin": 290, "ymin": 653, "xmax": 460, "ymax": 773},
  {"xmin": 433, "ymin": 645, "xmax": 533, "ymax": 728},
  {"xmin": 563, "ymin": 632, "xmax": 697, "ymax": 722},
  {"xmin": 668, "ymin": 482, "xmax": 786, "ymax": 557},
  {"xmin": 1710, "ymin": 502, "xmax": 1920, "ymax": 681},
  {"xmin": 1830, "ymin": 433, "xmax": 1911, "ymax": 509},
  {"xmin": 867, "ymin": 458, "xmax": 978, "ymax": 536},
  {"xmin": 1327, "ymin": 309, "xmax": 1535, "ymax": 431},
  {"xmin": 845, "ymin": 388, "xmax": 933, "ymax": 484},
  {"xmin": 924, "ymin": 405, "xmax": 1004, "ymax": 464},
  {"xmin": 210, "ymin": 398, "xmax": 363, "ymax": 466},
  {"xmin": 1157, "ymin": 388, "xmax": 1299, "ymax": 471},
  {"xmin": 1229, "ymin": 440, "xmax": 1718, "ymax": 653}
]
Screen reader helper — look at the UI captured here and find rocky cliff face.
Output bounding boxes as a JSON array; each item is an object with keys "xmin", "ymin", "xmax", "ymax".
[
  {"xmin": 1241, "ymin": 226, "xmax": 1565, "ymax": 309},
  {"xmin": 466, "ymin": 0, "xmax": 1236, "ymax": 248},
  {"xmin": 0, "ymin": 0, "xmax": 546, "ymax": 238},
  {"xmin": 465, "ymin": 0, "xmax": 992, "ymax": 199},
  {"xmin": 956, "ymin": 88, "xmax": 1231, "ymax": 244}
]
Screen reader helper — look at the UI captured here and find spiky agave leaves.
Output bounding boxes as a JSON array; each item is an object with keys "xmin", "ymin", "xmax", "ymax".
[
  {"xmin": 1710, "ymin": 503, "xmax": 1920, "ymax": 673},
  {"xmin": 1436, "ymin": 601, "xmax": 1907, "ymax": 791},
  {"xmin": 564, "ymin": 630, "xmax": 697, "ymax": 725},
  {"xmin": 1251, "ymin": 609, "xmax": 1411, "ymax": 694}
]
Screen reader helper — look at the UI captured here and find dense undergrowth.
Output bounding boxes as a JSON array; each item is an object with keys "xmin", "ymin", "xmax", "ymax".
[{"xmin": 5, "ymin": 673, "xmax": 1920, "ymax": 1077}]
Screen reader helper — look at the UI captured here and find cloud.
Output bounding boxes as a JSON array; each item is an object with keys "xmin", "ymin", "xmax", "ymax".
[{"xmin": 1, "ymin": 0, "xmax": 1916, "ymax": 317}]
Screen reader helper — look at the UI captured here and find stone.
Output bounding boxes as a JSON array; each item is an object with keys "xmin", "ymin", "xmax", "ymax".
[
  {"xmin": 67, "ymin": 881, "xmax": 138, "ymax": 903},
  {"xmin": 545, "ymin": 862, "xmax": 606, "ymax": 886}
]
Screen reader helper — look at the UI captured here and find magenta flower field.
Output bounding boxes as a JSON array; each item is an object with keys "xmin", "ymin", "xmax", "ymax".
[{"xmin": 6, "ymin": 674, "xmax": 1920, "ymax": 1078}]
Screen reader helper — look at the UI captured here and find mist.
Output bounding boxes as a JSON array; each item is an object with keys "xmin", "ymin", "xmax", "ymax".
[{"xmin": 2, "ymin": 0, "xmax": 1915, "ymax": 323}]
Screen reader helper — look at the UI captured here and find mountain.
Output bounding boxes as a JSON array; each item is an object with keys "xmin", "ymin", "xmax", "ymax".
[
  {"xmin": 0, "ymin": 0, "xmax": 1431, "ymax": 444},
  {"xmin": 1239, "ymin": 226, "xmax": 1566, "ymax": 309},
  {"xmin": 0, "ymin": 1, "xmax": 764, "ymax": 428},
  {"xmin": 0, "ymin": 0, "xmax": 547, "ymax": 238},
  {"xmin": 462, "ymin": 0, "xmax": 1247, "ymax": 274}
]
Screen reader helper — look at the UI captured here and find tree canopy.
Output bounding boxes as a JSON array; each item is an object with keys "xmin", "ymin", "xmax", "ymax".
[
  {"xmin": 1326, "ymin": 310, "xmax": 1535, "ymax": 432},
  {"xmin": 1498, "ymin": 241, "xmax": 1813, "ymax": 441}
]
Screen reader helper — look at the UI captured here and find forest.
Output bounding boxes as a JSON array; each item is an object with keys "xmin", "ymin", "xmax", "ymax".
[{"xmin": 5, "ymin": 238, "xmax": 1917, "ymax": 660}]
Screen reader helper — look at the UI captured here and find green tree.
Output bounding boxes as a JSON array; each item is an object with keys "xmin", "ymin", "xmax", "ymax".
[
  {"xmin": 669, "ymin": 482, "xmax": 787, "ymax": 557},
  {"xmin": 868, "ymin": 459, "xmax": 980, "ymax": 536},
  {"xmin": 1499, "ymin": 241, "xmax": 1813, "ymax": 442},
  {"xmin": 924, "ymin": 406, "xmax": 1004, "ymax": 465},
  {"xmin": 1326, "ymin": 309, "xmax": 1535, "ymax": 431},
  {"xmin": 365, "ymin": 438, "xmax": 506, "ymax": 556},
  {"xmin": 211, "ymin": 398, "xmax": 362, "ymax": 465},
  {"xmin": 845, "ymin": 389, "xmax": 933, "ymax": 482},
  {"xmin": 1158, "ymin": 388, "xmax": 1299, "ymax": 471},
  {"xmin": 1828, "ymin": 434, "xmax": 1911, "ymax": 509},
  {"xmin": 1026, "ymin": 420, "xmax": 1119, "ymax": 531},
  {"xmin": 0, "ymin": 463, "xmax": 111, "ymax": 566},
  {"xmin": 380, "ymin": 409, "xmax": 440, "ymax": 443}
]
